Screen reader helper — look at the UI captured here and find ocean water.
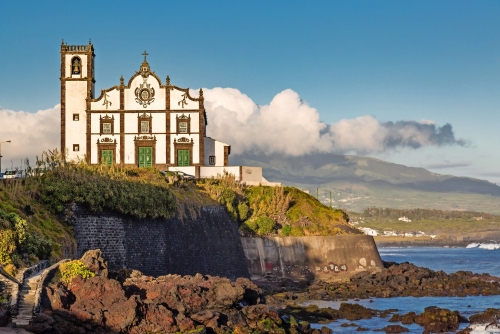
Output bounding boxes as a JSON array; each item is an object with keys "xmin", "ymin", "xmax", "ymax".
[
  {"xmin": 305, "ymin": 295, "xmax": 500, "ymax": 333},
  {"xmin": 378, "ymin": 244, "xmax": 500, "ymax": 277},
  {"xmin": 305, "ymin": 245, "xmax": 500, "ymax": 333}
]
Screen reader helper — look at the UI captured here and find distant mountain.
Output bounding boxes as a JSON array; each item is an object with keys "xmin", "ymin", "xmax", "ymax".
[{"xmin": 231, "ymin": 154, "xmax": 500, "ymax": 214}]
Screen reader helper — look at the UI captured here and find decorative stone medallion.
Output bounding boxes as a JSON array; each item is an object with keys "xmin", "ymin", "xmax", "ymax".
[{"xmin": 135, "ymin": 77, "xmax": 155, "ymax": 108}]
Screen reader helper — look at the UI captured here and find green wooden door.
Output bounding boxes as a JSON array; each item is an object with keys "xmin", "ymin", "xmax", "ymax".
[
  {"xmin": 138, "ymin": 147, "xmax": 153, "ymax": 168},
  {"xmin": 178, "ymin": 150, "xmax": 190, "ymax": 166},
  {"xmin": 101, "ymin": 150, "xmax": 113, "ymax": 166}
]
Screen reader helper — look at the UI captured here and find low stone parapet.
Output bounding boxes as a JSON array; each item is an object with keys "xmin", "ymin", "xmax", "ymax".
[{"xmin": 33, "ymin": 259, "xmax": 70, "ymax": 315}]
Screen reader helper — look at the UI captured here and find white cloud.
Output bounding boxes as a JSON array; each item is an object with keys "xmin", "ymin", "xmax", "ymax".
[
  {"xmin": 204, "ymin": 88, "xmax": 464, "ymax": 156},
  {"xmin": 0, "ymin": 88, "xmax": 464, "ymax": 171},
  {"xmin": 0, "ymin": 105, "xmax": 59, "ymax": 170}
]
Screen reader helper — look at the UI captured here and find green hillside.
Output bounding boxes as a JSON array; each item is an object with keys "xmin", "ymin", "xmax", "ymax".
[{"xmin": 232, "ymin": 154, "xmax": 500, "ymax": 214}]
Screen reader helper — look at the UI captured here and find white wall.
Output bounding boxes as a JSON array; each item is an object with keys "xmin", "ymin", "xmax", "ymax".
[
  {"xmin": 167, "ymin": 166, "xmax": 196, "ymax": 176},
  {"xmin": 204, "ymin": 137, "xmax": 215, "ymax": 165},
  {"xmin": 214, "ymin": 140, "xmax": 229, "ymax": 167},
  {"xmin": 90, "ymin": 88, "xmax": 120, "ymax": 111},
  {"xmin": 198, "ymin": 166, "xmax": 240, "ymax": 179},
  {"xmin": 155, "ymin": 134, "xmax": 166, "ymax": 164},
  {"xmin": 124, "ymin": 75, "xmax": 165, "ymax": 110},
  {"xmin": 124, "ymin": 114, "xmax": 136, "ymax": 133},
  {"xmin": 65, "ymin": 80, "xmax": 87, "ymax": 162},
  {"xmin": 152, "ymin": 113, "xmax": 166, "ymax": 133},
  {"xmin": 124, "ymin": 134, "xmax": 135, "ymax": 165},
  {"xmin": 170, "ymin": 88, "xmax": 201, "ymax": 111}
]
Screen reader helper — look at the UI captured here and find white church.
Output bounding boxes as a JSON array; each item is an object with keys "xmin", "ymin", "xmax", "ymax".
[{"xmin": 60, "ymin": 40, "xmax": 277, "ymax": 184}]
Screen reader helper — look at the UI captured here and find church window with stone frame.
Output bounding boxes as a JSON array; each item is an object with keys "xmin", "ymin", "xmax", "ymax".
[
  {"xmin": 138, "ymin": 113, "xmax": 152, "ymax": 134},
  {"xmin": 209, "ymin": 156, "xmax": 216, "ymax": 165},
  {"xmin": 176, "ymin": 114, "xmax": 191, "ymax": 134},
  {"xmin": 103, "ymin": 123, "xmax": 112, "ymax": 134},
  {"xmin": 99, "ymin": 115, "xmax": 114, "ymax": 135},
  {"xmin": 179, "ymin": 121, "xmax": 188, "ymax": 133},
  {"xmin": 71, "ymin": 57, "xmax": 82, "ymax": 75}
]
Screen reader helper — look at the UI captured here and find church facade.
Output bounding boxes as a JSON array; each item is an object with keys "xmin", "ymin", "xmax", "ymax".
[
  {"xmin": 60, "ymin": 41, "xmax": 230, "ymax": 171},
  {"xmin": 60, "ymin": 41, "xmax": 278, "ymax": 184}
]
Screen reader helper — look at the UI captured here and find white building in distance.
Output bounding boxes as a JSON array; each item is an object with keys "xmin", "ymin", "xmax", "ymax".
[
  {"xmin": 359, "ymin": 227, "xmax": 379, "ymax": 236},
  {"xmin": 60, "ymin": 41, "xmax": 277, "ymax": 185},
  {"xmin": 398, "ymin": 216, "xmax": 412, "ymax": 222}
]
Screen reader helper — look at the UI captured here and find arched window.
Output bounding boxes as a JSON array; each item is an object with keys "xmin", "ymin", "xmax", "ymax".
[{"xmin": 71, "ymin": 57, "xmax": 81, "ymax": 75}]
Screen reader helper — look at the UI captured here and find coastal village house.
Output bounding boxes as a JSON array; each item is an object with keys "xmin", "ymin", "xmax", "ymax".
[{"xmin": 60, "ymin": 40, "xmax": 276, "ymax": 185}]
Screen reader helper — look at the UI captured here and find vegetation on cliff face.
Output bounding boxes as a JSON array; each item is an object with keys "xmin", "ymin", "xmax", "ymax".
[
  {"xmin": 0, "ymin": 151, "xmax": 357, "ymax": 273},
  {"xmin": 198, "ymin": 173, "xmax": 359, "ymax": 237},
  {"xmin": 0, "ymin": 208, "xmax": 52, "ymax": 276},
  {"xmin": 0, "ymin": 179, "xmax": 74, "ymax": 268},
  {"xmin": 0, "ymin": 150, "xmax": 211, "ymax": 271}
]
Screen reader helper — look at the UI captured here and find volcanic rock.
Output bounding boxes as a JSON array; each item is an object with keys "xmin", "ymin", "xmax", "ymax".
[{"xmin": 79, "ymin": 249, "xmax": 108, "ymax": 278}]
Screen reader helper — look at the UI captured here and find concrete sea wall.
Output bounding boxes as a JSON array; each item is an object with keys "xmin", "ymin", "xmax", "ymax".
[
  {"xmin": 241, "ymin": 236, "xmax": 383, "ymax": 278},
  {"xmin": 70, "ymin": 204, "xmax": 249, "ymax": 280}
]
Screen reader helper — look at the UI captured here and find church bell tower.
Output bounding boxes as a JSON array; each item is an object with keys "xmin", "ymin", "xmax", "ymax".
[{"xmin": 60, "ymin": 40, "xmax": 95, "ymax": 162}]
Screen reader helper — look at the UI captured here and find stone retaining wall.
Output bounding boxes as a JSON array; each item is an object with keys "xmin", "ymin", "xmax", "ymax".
[
  {"xmin": 241, "ymin": 235, "xmax": 384, "ymax": 279},
  {"xmin": 70, "ymin": 204, "xmax": 249, "ymax": 280}
]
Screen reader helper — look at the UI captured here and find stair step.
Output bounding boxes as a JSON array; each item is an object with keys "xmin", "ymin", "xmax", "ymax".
[
  {"xmin": 14, "ymin": 321, "xmax": 31, "ymax": 327},
  {"xmin": 21, "ymin": 295, "xmax": 35, "ymax": 299}
]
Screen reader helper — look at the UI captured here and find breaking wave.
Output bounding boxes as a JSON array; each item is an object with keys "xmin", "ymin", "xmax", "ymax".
[{"xmin": 466, "ymin": 243, "xmax": 500, "ymax": 250}]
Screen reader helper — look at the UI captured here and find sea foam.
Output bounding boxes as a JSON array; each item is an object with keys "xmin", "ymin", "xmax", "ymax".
[
  {"xmin": 478, "ymin": 243, "xmax": 500, "ymax": 250},
  {"xmin": 468, "ymin": 322, "xmax": 500, "ymax": 334},
  {"xmin": 466, "ymin": 242, "xmax": 500, "ymax": 250}
]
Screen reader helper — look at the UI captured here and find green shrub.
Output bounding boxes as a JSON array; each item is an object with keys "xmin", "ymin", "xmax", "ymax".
[
  {"xmin": 254, "ymin": 216, "xmax": 277, "ymax": 235},
  {"xmin": 39, "ymin": 165, "xmax": 176, "ymax": 219},
  {"xmin": 0, "ymin": 230, "xmax": 17, "ymax": 265},
  {"xmin": 237, "ymin": 202, "xmax": 249, "ymax": 221},
  {"xmin": 281, "ymin": 225, "xmax": 292, "ymax": 236},
  {"xmin": 4, "ymin": 264, "xmax": 17, "ymax": 277},
  {"xmin": 240, "ymin": 219, "xmax": 258, "ymax": 234},
  {"xmin": 0, "ymin": 208, "xmax": 51, "ymax": 267},
  {"xmin": 59, "ymin": 260, "xmax": 95, "ymax": 284},
  {"xmin": 240, "ymin": 216, "xmax": 277, "ymax": 235}
]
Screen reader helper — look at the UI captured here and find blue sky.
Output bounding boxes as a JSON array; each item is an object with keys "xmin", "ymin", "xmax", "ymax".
[{"xmin": 0, "ymin": 1, "xmax": 499, "ymax": 182}]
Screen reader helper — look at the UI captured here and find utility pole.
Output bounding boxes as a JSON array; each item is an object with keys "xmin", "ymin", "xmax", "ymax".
[
  {"xmin": 0, "ymin": 140, "xmax": 12, "ymax": 174},
  {"xmin": 316, "ymin": 188, "xmax": 319, "ymax": 200},
  {"xmin": 330, "ymin": 191, "xmax": 332, "ymax": 208}
]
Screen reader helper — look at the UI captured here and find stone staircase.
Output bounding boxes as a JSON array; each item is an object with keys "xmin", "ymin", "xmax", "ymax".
[{"xmin": 12, "ymin": 271, "xmax": 42, "ymax": 328}]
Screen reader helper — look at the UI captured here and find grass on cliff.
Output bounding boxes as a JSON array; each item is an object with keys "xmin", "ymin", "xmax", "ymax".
[
  {"xmin": 0, "ymin": 182, "xmax": 74, "ymax": 271},
  {"xmin": 198, "ymin": 173, "xmax": 360, "ymax": 237},
  {"xmin": 0, "ymin": 150, "xmax": 215, "ymax": 270}
]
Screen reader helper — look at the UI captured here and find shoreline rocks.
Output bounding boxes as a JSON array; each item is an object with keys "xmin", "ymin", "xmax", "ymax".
[
  {"xmin": 302, "ymin": 262, "xmax": 500, "ymax": 301},
  {"xmin": 10, "ymin": 251, "xmax": 500, "ymax": 333}
]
